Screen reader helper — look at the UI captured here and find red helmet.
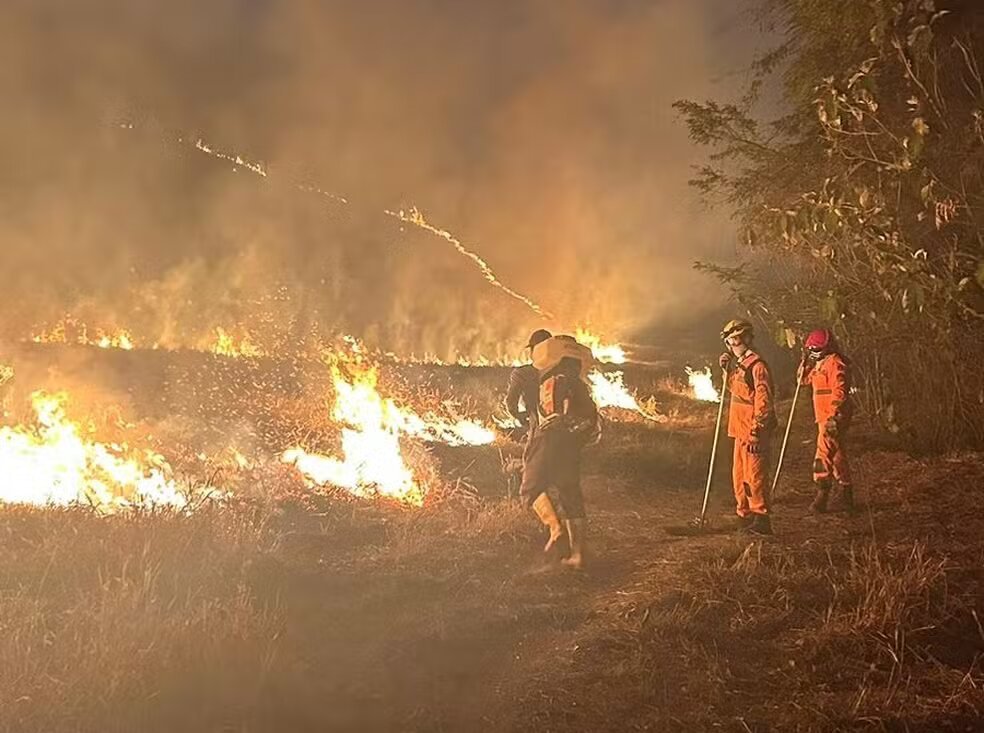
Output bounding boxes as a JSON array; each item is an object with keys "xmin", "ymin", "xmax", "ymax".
[{"xmin": 804, "ymin": 328, "xmax": 832, "ymax": 351}]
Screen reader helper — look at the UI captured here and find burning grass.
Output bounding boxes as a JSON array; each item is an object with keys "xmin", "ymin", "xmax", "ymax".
[
  {"xmin": 0, "ymin": 391, "xmax": 206, "ymax": 511},
  {"xmin": 1, "ymin": 401, "xmax": 983, "ymax": 731},
  {"xmin": 7, "ymin": 341, "xmax": 984, "ymax": 730}
]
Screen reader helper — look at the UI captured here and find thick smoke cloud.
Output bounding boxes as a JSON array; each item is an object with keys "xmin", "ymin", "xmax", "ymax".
[{"xmin": 0, "ymin": 0, "xmax": 754, "ymax": 359}]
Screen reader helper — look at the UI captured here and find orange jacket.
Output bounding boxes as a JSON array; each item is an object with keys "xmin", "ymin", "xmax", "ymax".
[
  {"xmin": 802, "ymin": 353, "xmax": 851, "ymax": 424},
  {"xmin": 727, "ymin": 351, "xmax": 776, "ymax": 440}
]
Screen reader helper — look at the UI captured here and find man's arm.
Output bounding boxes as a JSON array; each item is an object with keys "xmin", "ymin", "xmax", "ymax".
[
  {"xmin": 797, "ymin": 354, "xmax": 814, "ymax": 385},
  {"xmin": 829, "ymin": 356, "xmax": 849, "ymax": 420},
  {"xmin": 751, "ymin": 361, "xmax": 773, "ymax": 437},
  {"xmin": 505, "ymin": 367, "xmax": 530, "ymax": 425}
]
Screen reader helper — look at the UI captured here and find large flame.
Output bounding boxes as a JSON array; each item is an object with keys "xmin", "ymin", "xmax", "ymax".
[
  {"xmin": 686, "ymin": 366, "xmax": 720, "ymax": 402},
  {"xmin": 283, "ymin": 355, "xmax": 495, "ymax": 506},
  {"xmin": 588, "ymin": 370, "xmax": 640, "ymax": 410},
  {"xmin": 587, "ymin": 370, "xmax": 663, "ymax": 422},
  {"xmin": 0, "ymin": 392, "xmax": 187, "ymax": 511},
  {"xmin": 575, "ymin": 328, "xmax": 626, "ymax": 365}
]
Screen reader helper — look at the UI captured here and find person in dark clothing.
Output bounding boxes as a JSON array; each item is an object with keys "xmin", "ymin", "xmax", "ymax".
[
  {"xmin": 501, "ymin": 330, "xmax": 553, "ymax": 498},
  {"xmin": 520, "ymin": 349, "xmax": 599, "ymax": 570},
  {"xmin": 505, "ymin": 329, "xmax": 553, "ymax": 437}
]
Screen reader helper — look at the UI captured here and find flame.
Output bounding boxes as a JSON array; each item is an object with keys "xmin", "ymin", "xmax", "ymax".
[
  {"xmin": 208, "ymin": 327, "xmax": 264, "ymax": 358},
  {"xmin": 284, "ymin": 354, "xmax": 495, "ymax": 506},
  {"xmin": 575, "ymin": 328, "xmax": 626, "ymax": 365},
  {"xmin": 182, "ymin": 133, "xmax": 552, "ymax": 320},
  {"xmin": 386, "ymin": 206, "xmax": 553, "ymax": 319},
  {"xmin": 588, "ymin": 370, "xmax": 640, "ymax": 410},
  {"xmin": 686, "ymin": 366, "xmax": 720, "ymax": 402},
  {"xmin": 32, "ymin": 318, "xmax": 136, "ymax": 351},
  {"xmin": 0, "ymin": 392, "xmax": 187, "ymax": 511},
  {"xmin": 195, "ymin": 138, "xmax": 267, "ymax": 177},
  {"xmin": 95, "ymin": 330, "xmax": 135, "ymax": 350},
  {"xmin": 587, "ymin": 370, "xmax": 663, "ymax": 422}
]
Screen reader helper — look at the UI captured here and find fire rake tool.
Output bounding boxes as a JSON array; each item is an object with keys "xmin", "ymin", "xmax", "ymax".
[
  {"xmin": 694, "ymin": 369, "xmax": 729, "ymax": 528},
  {"xmin": 770, "ymin": 377, "xmax": 802, "ymax": 498},
  {"xmin": 665, "ymin": 369, "xmax": 728, "ymax": 536}
]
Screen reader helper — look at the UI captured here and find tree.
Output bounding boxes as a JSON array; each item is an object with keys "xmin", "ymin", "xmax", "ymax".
[{"xmin": 678, "ymin": 0, "xmax": 984, "ymax": 450}]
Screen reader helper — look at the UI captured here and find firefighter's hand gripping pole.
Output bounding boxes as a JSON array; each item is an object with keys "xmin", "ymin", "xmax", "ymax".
[
  {"xmin": 697, "ymin": 369, "xmax": 728, "ymax": 528},
  {"xmin": 770, "ymin": 378, "xmax": 802, "ymax": 498}
]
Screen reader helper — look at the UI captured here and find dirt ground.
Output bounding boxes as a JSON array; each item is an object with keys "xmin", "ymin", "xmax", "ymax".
[{"xmin": 241, "ymin": 418, "xmax": 984, "ymax": 732}]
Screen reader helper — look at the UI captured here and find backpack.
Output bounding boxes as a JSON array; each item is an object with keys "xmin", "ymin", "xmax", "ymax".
[
  {"xmin": 538, "ymin": 357, "xmax": 595, "ymax": 425},
  {"xmin": 737, "ymin": 355, "xmax": 763, "ymax": 392}
]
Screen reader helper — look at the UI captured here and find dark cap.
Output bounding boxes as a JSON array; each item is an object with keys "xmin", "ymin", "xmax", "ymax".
[{"xmin": 526, "ymin": 329, "xmax": 552, "ymax": 348}]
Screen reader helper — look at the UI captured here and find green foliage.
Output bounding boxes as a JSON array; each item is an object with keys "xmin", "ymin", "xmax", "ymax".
[{"xmin": 678, "ymin": 0, "xmax": 984, "ymax": 450}]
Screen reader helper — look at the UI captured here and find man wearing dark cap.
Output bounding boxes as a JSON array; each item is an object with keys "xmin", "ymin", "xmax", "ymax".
[
  {"xmin": 505, "ymin": 329, "xmax": 552, "ymax": 436},
  {"xmin": 519, "ymin": 333, "xmax": 599, "ymax": 569},
  {"xmin": 501, "ymin": 329, "xmax": 551, "ymax": 501}
]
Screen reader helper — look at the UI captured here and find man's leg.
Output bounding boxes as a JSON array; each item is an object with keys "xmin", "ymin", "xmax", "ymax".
[
  {"xmin": 745, "ymin": 442, "xmax": 772, "ymax": 535},
  {"xmin": 556, "ymin": 443, "xmax": 586, "ymax": 569},
  {"xmin": 829, "ymin": 432, "xmax": 855, "ymax": 512},
  {"xmin": 559, "ymin": 484, "xmax": 586, "ymax": 569},
  {"xmin": 521, "ymin": 432, "xmax": 565, "ymax": 552},
  {"xmin": 733, "ymin": 439, "xmax": 751, "ymax": 518},
  {"xmin": 811, "ymin": 425, "xmax": 834, "ymax": 513},
  {"xmin": 531, "ymin": 492, "xmax": 564, "ymax": 552}
]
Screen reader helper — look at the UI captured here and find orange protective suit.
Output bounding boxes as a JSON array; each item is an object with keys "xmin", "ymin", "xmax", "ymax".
[
  {"xmin": 801, "ymin": 353, "xmax": 852, "ymax": 486},
  {"xmin": 727, "ymin": 351, "xmax": 776, "ymax": 517}
]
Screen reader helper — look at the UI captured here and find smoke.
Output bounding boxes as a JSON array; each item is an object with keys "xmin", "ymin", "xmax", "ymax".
[{"xmin": 0, "ymin": 0, "xmax": 754, "ymax": 358}]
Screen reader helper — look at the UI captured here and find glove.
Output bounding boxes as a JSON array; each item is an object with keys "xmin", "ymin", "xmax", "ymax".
[
  {"xmin": 796, "ymin": 358, "xmax": 809, "ymax": 383},
  {"xmin": 508, "ymin": 425, "xmax": 529, "ymax": 443},
  {"xmin": 747, "ymin": 439, "xmax": 762, "ymax": 455},
  {"xmin": 824, "ymin": 417, "xmax": 839, "ymax": 436},
  {"xmin": 718, "ymin": 352, "xmax": 732, "ymax": 371}
]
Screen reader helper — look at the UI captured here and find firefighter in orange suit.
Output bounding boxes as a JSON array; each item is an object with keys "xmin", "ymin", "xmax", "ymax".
[
  {"xmin": 718, "ymin": 319, "xmax": 777, "ymax": 535},
  {"xmin": 798, "ymin": 328, "xmax": 854, "ymax": 513}
]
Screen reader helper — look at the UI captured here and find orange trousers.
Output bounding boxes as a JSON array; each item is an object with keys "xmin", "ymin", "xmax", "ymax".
[
  {"xmin": 732, "ymin": 438, "xmax": 770, "ymax": 517},
  {"xmin": 813, "ymin": 424, "xmax": 851, "ymax": 486}
]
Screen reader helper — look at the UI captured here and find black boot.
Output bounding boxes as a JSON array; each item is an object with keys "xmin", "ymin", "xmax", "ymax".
[
  {"xmin": 809, "ymin": 481, "xmax": 831, "ymax": 514},
  {"xmin": 748, "ymin": 514, "xmax": 772, "ymax": 535}
]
